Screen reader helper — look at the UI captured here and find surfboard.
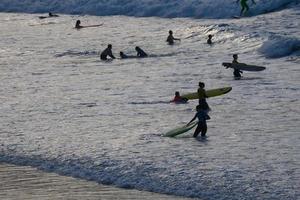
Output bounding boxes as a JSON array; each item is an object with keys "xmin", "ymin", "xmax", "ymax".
[
  {"xmin": 164, "ymin": 121, "xmax": 198, "ymax": 137},
  {"xmin": 181, "ymin": 87, "xmax": 232, "ymax": 100},
  {"xmin": 75, "ymin": 24, "xmax": 103, "ymax": 29},
  {"xmin": 222, "ymin": 62, "xmax": 266, "ymax": 71}
]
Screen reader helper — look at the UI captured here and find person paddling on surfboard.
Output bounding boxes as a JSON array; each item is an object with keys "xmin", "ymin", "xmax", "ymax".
[
  {"xmin": 120, "ymin": 51, "xmax": 129, "ymax": 59},
  {"xmin": 100, "ymin": 44, "xmax": 116, "ymax": 60},
  {"xmin": 198, "ymin": 82, "xmax": 210, "ymax": 113},
  {"xmin": 231, "ymin": 54, "xmax": 243, "ymax": 79},
  {"xmin": 187, "ymin": 105, "xmax": 210, "ymax": 137},
  {"xmin": 236, "ymin": 0, "xmax": 256, "ymax": 16},
  {"xmin": 170, "ymin": 91, "xmax": 188, "ymax": 103},
  {"xmin": 166, "ymin": 30, "xmax": 181, "ymax": 45},
  {"xmin": 39, "ymin": 12, "xmax": 59, "ymax": 19}
]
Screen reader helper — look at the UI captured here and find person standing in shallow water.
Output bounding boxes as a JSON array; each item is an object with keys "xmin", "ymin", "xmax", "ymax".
[
  {"xmin": 166, "ymin": 30, "xmax": 181, "ymax": 45},
  {"xmin": 198, "ymin": 82, "xmax": 210, "ymax": 113},
  {"xmin": 236, "ymin": 0, "xmax": 256, "ymax": 16},
  {"xmin": 187, "ymin": 105, "xmax": 211, "ymax": 137},
  {"xmin": 232, "ymin": 54, "xmax": 243, "ymax": 79},
  {"xmin": 100, "ymin": 44, "xmax": 115, "ymax": 60}
]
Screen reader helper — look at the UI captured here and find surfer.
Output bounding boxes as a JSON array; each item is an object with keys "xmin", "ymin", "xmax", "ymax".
[
  {"xmin": 207, "ymin": 35, "xmax": 213, "ymax": 45},
  {"xmin": 39, "ymin": 12, "xmax": 59, "ymax": 19},
  {"xmin": 198, "ymin": 82, "xmax": 210, "ymax": 113},
  {"xmin": 232, "ymin": 54, "xmax": 243, "ymax": 79},
  {"xmin": 166, "ymin": 30, "xmax": 181, "ymax": 45},
  {"xmin": 48, "ymin": 12, "xmax": 59, "ymax": 17},
  {"xmin": 100, "ymin": 44, "xmax": 116, "ymax": 60},
  {"xmin": 120, "ymin": 51, "xmax": 129, "ymax": 59},
  {"xmin": 170, "ymin": 91, "xmax": 188, "ymax": 103},
  {"xmin": 135, "ymin": 46, "xmax": 148, "ymax": 58},
  {"xmin": 236, "ymin": 0, "xmax": 256, "ymax": 16},
  {"xmin": 187, "ymin": 105, "xmax": 211, "ymax": 137},
  {"xmin": 75, "ymin": 20, "xmax": 83, "ymax": 29}
]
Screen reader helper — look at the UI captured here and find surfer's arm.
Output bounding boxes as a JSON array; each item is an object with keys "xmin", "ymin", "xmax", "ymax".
[
  {"xmin": 108, "ymin": 51, "xmax": 116, "ymax": 59},
  {"xmin": 187, "ymin": 115, "xmax": 197, "ymax": 126},
  {"xmin": 251, "ymin": 0, "xmax": 256, "ymax": 4}
]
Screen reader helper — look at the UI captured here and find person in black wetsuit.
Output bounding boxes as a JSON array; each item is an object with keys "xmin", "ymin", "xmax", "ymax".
[
  {"xmin": 135, "ymin": 46, "xmax": 148, "ymax": 58},
  {"xmin": 197, "ymin": 82, "xmax": 210, "ymax": 113},
  {"xmin": 48, "ymin": 12, "xmax": 59, "ymax": 17},
  {"xmin": 187, "ymin": 105, "xmax": 211, "ymax": 137},
  {"xmin": 120, "ymin": 51, "xmax": 128, "ymax": 59},
  {"xmin": 100, "ymin": 44, "xmax": 116, "ymax": 60},
  {"xmin": 232, "ymin": 54, "xmax": 243, "ymax": 79},
  {"xmin": 207, "ymin": 34, "xmax": 213, "ymax": 45},
  {"xmin": 75, "ymin": 20, "xmax": 83, "ymax": 29},
  {"xmin": 166, "ymin": 30, "xmax": 181, "ymax": 45}
]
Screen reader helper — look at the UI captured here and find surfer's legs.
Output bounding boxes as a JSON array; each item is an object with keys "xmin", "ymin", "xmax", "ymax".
[
  {"xmin": 201, "ymin": 123, "xmax": 207, "ymax": 137},
  {"xmin": 193, "ymin": 124, "xmax": 202, "ymax": 137},
  {"xmin": 240, "ymin": 2, "xmax": 249, "ymax": 16}
]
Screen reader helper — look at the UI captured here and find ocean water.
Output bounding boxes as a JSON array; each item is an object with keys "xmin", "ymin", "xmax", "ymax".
[{"xmin": 0, "ymin": 1, "xmax": 300, "ymax": 200}]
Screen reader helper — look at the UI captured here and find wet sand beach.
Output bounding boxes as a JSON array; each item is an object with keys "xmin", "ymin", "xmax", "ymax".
[{"xmin": 0, "ymin": 163, "xmax": 197, "ymax": 200}]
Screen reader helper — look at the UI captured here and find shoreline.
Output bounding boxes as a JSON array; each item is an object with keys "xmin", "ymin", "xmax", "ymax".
[{"xmin": 0, "ymin": 163, "xmax": 198, "ymax": 200}]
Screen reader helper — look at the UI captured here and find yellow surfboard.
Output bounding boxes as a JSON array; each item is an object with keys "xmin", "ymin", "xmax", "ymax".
[{"xmin": 181, "ymin": 87, "xmax": 232, "ymax": 100}]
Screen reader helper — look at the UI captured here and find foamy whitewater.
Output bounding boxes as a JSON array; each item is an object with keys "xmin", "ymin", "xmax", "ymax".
[{"xmin": 0, "ymin": 0, "xmax": 299, "ymax": 199}]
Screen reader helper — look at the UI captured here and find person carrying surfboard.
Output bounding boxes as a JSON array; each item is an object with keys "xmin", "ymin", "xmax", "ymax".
[
  {"xmin": 236, "ymin": 0, "xmax": 256, "ymax": 16},
  {"xmin": 170, "ymin": 91, "xmax": 188, "ymax": 103},
  {"xmin": 166, "ymin": 30, "xmax": 181, "ymax": 45},
  {"xmin": 100, "ymin": 44, "xmax": 116, "ymax": 60},
  {"xmin": 231, "ymin": 54, "xmax": 243, "ymax": 79},
  {"xmin": 198, "ymin": 82, "xmax": 210, "ymax": 113},
  {"xmin": 187, "ymin": 105, "xmax": 211, "ymax": 137}
]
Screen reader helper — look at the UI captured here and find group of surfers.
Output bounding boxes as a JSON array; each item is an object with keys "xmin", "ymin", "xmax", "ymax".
[{"xmin": 38, "ymin": 0, "xmax": 256, "ymax": 138}]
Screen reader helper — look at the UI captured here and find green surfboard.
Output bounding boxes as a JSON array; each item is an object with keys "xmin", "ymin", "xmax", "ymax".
[
  {"xmin": 181, "ymin": 87, "xmax": 232, "ymax": 100},
  {"xmin": 164, "ymin": 121, "xmax": 198, "ymax": 137}
]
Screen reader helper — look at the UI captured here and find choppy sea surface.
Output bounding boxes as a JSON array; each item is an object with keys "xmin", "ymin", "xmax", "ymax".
[{"xmin": 0, "ymin": 6, "xmax": 299, "ymax": 200}]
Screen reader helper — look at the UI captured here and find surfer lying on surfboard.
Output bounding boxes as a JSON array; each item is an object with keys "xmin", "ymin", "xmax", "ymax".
[
  {"xmin": 187, "ymin": 105, "xmax": 210, "ymax": 137},
  {"xmin": 120, "ymin": 47, "xmax": 148, "ymax": 59},
  {"xmin": 170, "ymin": 91, "xmax": 188, "ymax": 103},
  {"xmin": 39, "ymin": 12, "xmax": 59, "ymax": 19},
  {"xmin": 75, "ymin": 20, "xmax": 103, "ymax": 29}
]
